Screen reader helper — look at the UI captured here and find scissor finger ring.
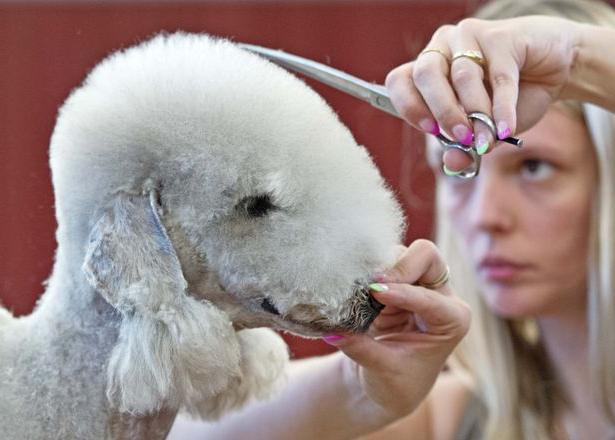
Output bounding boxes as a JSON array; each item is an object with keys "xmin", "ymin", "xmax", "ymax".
[{"xmin": 437, "ymin": 111, "xmax": 498, "ymax": 179}]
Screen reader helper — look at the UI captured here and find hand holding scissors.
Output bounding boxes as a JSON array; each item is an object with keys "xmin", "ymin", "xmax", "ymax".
[{"xmin": 240, "ymin": 44, "xmax": 522, "ymax": 179}]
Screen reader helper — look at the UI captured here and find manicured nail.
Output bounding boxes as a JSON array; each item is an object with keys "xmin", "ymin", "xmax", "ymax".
[
  {"xmin": 497, "ymin": 121, "xmax": 511, "ymax": 140},
  {"xmin": 368, "ymin": 283, "xmax": 389, "ymax": 292},
  {"xmin": 322, "ymin": 334, "xmax": 344, "ymax": 344},
  {"xmin": 452, "ymin": 124, "xmax": 473, "ymax": 145},
  {"xmin": 372, "ymin": 272, "xmax": 388, "ymax": 282},
  {"xmin": 418, "ymin": 118, "xmax": 440, "ymax": 135},
  {"xmin": 475, "ymin": 133, "xmax": 490, "ymax": 155},
  {"xmin": 443, "ymin": 165, "xmax": 462, "ymax": 177}
]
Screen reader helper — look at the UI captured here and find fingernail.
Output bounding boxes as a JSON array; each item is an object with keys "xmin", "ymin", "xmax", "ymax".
[
  {"xmin": 419, "ymin": 118, "xmax": 440, "ymax": 135},
  {"xmin": 322, "ymin": 334, "xmax": 344, "ymax": 344},
  {"xmin": 368, "ymin": 283, "xmax": 389, "ymax": 292},
  {"xmin": 443, "ymin": 165, "xmax": 462, "ymax": 177},
  {"xmin": 372, "ymin": 271, "xmax": 388, "ymax": 282},
  {"xmin": 497, "ymin": 121, "xmax": 511, "ymax": 140},
  {"xmin": 452, "ymin": 124, "xmax": 473, "ymax": 145},
  {"xmin": 475, "ymin": 133, "xmax": 490, "ymax": 155}
]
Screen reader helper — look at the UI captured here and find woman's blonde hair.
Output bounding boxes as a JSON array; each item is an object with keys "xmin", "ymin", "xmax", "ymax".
[{"xmin": 435, "ymin": 1, "xmax": 615, "ymax": 438}]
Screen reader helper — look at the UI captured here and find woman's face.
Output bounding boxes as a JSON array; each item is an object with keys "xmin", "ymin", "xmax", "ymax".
[{"xmin": 442, "ymin": 105, "xmax": 597, "ymax": 318}]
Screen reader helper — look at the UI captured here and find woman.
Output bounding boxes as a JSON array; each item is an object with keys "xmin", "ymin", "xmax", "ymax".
[
  {"xmin": 169, "ymin": 1, "xmax": 615, "ymax": 438},
  {"xmin": 377, "ymin": 0, "xmax": 615, "ymax": 438}
]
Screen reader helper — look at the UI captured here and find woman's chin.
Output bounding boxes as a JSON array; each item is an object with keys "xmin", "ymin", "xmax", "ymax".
[{"xmin": 481, "ymin": 286, "xmax": 548, "ymax": 319}]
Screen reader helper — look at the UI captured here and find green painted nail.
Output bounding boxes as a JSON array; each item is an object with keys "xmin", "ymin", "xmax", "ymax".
[
  {"xmin": 443, "ymin": 165, "xmax": 462, "ymax": 177},
  {"xmin": 476, "ymin": 140, "xmax": 489, "ymax": 155},
  {"xmin": 368, "ymin": 283, "xmax": 389, "ymax": 292}
]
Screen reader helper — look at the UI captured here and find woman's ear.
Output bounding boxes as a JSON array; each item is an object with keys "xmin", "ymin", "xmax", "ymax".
[{"xmin": 83, "ymin": 190, "xmax": 241, "ymax": 415}]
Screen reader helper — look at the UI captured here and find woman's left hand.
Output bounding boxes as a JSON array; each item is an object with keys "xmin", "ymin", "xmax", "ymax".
[{"xmin": 325, "ymin": 239, "xmax": 471, "ymax": 417}]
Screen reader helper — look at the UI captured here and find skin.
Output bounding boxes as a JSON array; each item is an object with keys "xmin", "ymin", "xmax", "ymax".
[
  {"xmin": 443, "ymin": 105, "xmax": 596, "ymax": 319},
  {"xmin": 445, "ymin": 105, "xmax": 605, "ymax": 435},
  {"xmin": 386, "ymin": 17, "xmax": 615, "ymax": 171},
  {"xmin": 168, "ymin": 240, "xmax": 471, "ymax": 439},
  {"xmin": 370, "ymin": 14, "xmax": 615, "ymax": 439},
  {"xmin": 171, "ymin": 15, "xmax": 615, "ymax": 440},
  {"xmin": 366, "ymin": 104, "xmax": 611, "ymax": 439}
]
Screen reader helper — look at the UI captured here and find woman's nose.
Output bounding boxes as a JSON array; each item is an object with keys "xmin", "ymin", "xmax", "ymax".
[{"xmin": 468, "ymin": 172, "xmax": 515, "ymax": 233}]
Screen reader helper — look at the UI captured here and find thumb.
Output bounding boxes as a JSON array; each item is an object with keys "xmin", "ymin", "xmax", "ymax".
[{"xmin": 324, "ymin": 334, "xmax": 390, "ymax": 371}]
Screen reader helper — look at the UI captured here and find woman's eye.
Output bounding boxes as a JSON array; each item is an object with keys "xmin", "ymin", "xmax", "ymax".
[{"xmin": 520, "ymin": 159, "xmax": 555, "ymax": 181}]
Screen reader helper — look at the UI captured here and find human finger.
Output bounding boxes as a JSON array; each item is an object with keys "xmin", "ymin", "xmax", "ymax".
[
  {"xmin": 377, "ymin": 239, "xmax": 450, "ymax": 293},
  {"xmin": 514, "ymin": 83, "xmax": 553, "ymax": 135},
  {"xmin": 413, "ymin": 26, "xmax": 474, "ymax": 146},
  {"xmin": 449, "ymin": 22, "xmax": 494, "ymax": 155},
  {"xmin": 442, "ymin": 148, "xmax": 474, "ymax": 173},
  {"xmin": 480, "ymin": 36, "xmax": 520, "ymax": 140},
  {"xmin": 371, "ymin": 284, "xmax": 470, "ymax": 334},
  {"xmin": 370, "ymin": 309, "xmax": 413, "ymax": 332},
  {"xmin": 326, "ymin": 333, "xmax": 394, "ymax": 371},
  {"xmin": 385, "ymin": 63, "xmax": 441, "ymax": 136},
  {"xmin": 378, "ymin": 304, "xmax": 405, "ymax": 315}
]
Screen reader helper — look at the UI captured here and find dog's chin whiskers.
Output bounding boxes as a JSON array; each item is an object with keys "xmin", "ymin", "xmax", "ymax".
[{"xmin": 338, "ymin": 283, "xmax": 383, "ymax": 333}]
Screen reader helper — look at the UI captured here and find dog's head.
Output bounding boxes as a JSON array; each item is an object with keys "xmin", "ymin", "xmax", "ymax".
[
  {"xmin": 52, "ymin": 33, "xmax": 404, "ymax": 339},
  {"xmin": 51, "ymin": 32, "xmax": 405, "ymax": 414}
]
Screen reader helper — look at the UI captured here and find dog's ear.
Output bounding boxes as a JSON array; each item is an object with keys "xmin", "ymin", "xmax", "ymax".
[{"xmin": 83, "ymin": 190, "xmax": 241, "ymax": 415}]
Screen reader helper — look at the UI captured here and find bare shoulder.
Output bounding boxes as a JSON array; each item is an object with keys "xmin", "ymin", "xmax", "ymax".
[{"xmin": 358, "ymin": 370, "xmax": 474, "ymax": 440}]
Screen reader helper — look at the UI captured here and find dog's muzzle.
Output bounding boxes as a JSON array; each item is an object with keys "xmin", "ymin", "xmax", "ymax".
[
  {"xmin": 338, "ymin": 283, "xmax": 385, "ymax": 333},
  {"xmin": 276, "ymin": 282, "xmax": 385, "ymax": 336}
]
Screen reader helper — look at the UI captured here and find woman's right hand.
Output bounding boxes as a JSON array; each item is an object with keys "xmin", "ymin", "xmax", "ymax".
[{"xmin": 385, "ymin": 16, "xmax": 615, "ymax": 170}]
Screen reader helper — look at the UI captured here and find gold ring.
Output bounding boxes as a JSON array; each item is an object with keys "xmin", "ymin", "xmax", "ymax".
[
  {"xmin": 419, "ymin": 266, "xmax": 450, "ymax": 289},
  {"xmin": 418, "ymin": 48, "xmax": 450, "ymax": 62},
  {"xmin": 452, "ymin": 50, "xmax": 486, "ymax": 67}
]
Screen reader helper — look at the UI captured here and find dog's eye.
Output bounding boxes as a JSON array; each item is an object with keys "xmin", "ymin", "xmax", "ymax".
[
  {"xmin": 240, "ymin": 194, "xmax": 277, "ymax": 218},
  {"xmin": 260, "ymin": 297, "xmax": 280, "ymax": 315}
]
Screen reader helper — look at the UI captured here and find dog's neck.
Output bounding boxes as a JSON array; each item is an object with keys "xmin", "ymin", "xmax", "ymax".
[
  {"xmin": 29, "ymin": 245, "xmax": 178, "ymax": 439},
  {"xmin": 106, "ymin": 408, "xmax": 177, "ymax": 439},
  {"xmin": 35, "ymin": 244, "xmax": 117, "ymax": 329}
]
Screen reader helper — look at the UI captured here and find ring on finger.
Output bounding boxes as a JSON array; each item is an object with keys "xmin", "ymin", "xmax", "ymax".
[
  {"xmin": 452, "ymin": 50, "xmax": 486, "ymax": 68},
  {"xmin": 418, "ymin": 48, "xmax": 450, "ymax": 63},
  {"xmin": 419, "ymin": 266, "xmax": 450, "ymax": 289}
]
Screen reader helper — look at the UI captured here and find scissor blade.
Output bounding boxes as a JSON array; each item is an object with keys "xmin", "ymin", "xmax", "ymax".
[{"xmin": 239, "ymin": 43, "xmax": 401, "ymax": 118}]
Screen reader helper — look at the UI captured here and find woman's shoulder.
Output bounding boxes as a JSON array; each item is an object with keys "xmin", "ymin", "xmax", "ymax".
[
  {"xmin": 359, "ymin": 369, "xmax": 475, "ymax": 440},
  {"xmin": 429, "ymin": 369, "xmax": 476, "ymax": 440}
]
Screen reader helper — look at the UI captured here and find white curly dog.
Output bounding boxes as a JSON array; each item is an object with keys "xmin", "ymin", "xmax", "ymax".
[{"xmin": 0, "ymin": 33, "xmax": 404, "ymax": 439}]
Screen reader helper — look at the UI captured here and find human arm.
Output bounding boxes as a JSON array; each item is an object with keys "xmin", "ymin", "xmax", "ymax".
[
  {"xmin": 385, "ymin": 16, "xmax": 615, "ymax": 169},
  {"xmin": 167, "ymin": 240, "xmax": 471, "ymax": 439},
  {"xmin": 564, "ymin": 22, "xmax": 615, "ymax": 111}
]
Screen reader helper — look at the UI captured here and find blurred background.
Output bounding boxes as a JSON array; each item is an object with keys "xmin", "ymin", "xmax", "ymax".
[{"xmin": 0, "ymin": 0, "xmax": 518, "ymax": 357}]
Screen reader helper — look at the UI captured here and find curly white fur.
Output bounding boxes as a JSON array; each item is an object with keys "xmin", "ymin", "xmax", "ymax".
[
  {"xmin": 0, "ymin": 32, "xmax": 403, "ymax": 439},
  {"xmin": 0, "ymin": 308, "xmax": 12, "ymax": 327}
]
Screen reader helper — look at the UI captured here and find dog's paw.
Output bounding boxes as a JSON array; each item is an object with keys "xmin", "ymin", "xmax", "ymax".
[
  {"xmin": 188, "ymin": 328, "xmax": 289, "ymax": 420},
  {"xmin": 234, "ymin": 328, "xmax": 290, "ymax": 400}
]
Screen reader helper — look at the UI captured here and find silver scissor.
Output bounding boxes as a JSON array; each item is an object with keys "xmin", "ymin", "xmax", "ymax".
[{"xmin": 239, "ymin": 44, "xmax": 523, "ymax": 179}]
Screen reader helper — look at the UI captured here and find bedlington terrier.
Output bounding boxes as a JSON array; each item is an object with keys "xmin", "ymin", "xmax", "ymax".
[{"xmin": 0, "ymin": 33, "xmax": 404, "ymax": 439}]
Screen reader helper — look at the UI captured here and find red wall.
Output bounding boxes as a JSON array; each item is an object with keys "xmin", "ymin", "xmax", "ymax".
[{"xmin": 0, "ymin": 1, "xmax": 476, "ymax": 357}]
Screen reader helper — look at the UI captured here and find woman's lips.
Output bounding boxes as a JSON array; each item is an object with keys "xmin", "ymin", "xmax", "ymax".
[{"xmin": 478, "ymin": 256, "xmax": 530, "ymax": 282}]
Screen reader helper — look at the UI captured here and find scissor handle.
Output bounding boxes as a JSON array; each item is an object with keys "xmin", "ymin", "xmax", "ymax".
[
  {"xmin": 436, "ymin": 135, "xmax": 481, "ymax": 179},
  {"xmin": 436, "ymin": 112, "xmax": 502, "ymax": 179}
]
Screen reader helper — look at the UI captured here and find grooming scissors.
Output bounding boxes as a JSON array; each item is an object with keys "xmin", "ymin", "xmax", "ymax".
[{"xmin": 239, "ymin": 44, "xmax": 523, "ymax": 179}]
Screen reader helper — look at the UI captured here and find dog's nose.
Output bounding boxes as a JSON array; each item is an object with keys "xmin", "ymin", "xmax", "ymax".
[
  {"xmin": 260, "ymin": 297, "xmax": 281, "ymax": 315},
  {"xmin": 355, "ymin": 292, "xmax": 384, "ymax": 332},
  {"xmin": 343, "ymin": 284, "xmax": 386, "ymax": 333},
  {"xmin": 368, "ymin": 292, "xmax": 385, "ymax": 314}
]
